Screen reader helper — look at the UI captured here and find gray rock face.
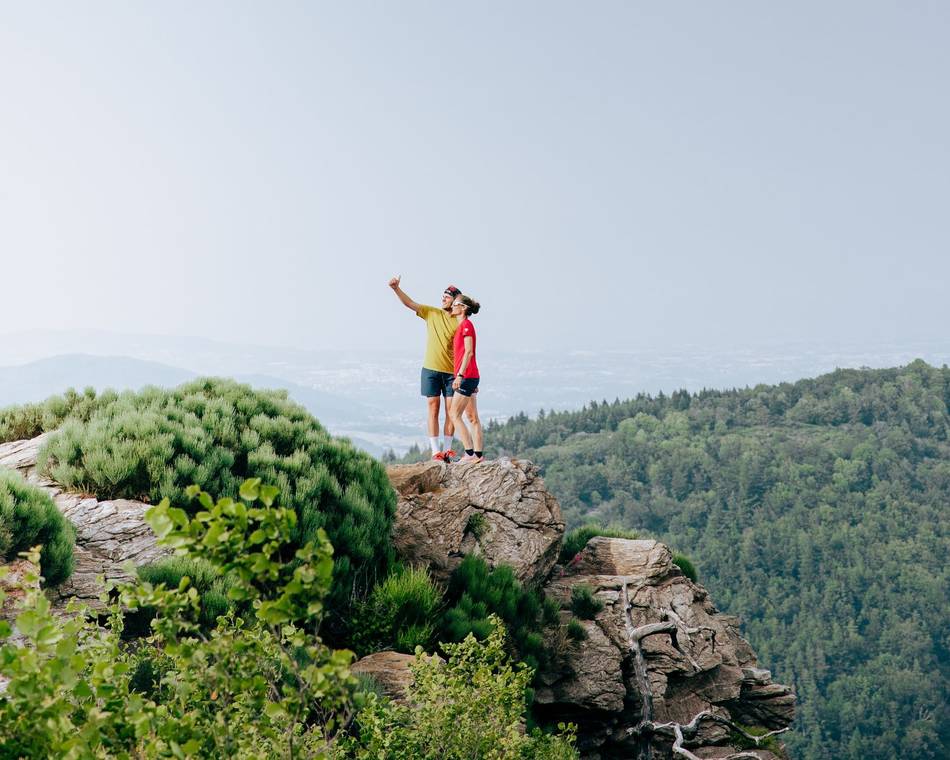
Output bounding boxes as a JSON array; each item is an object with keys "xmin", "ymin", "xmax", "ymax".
[
  {"xmin": 387, "ymin": 458, "xmax": 565, "ymax": 585},
  {"xmin": 537, "ymin": 538, "xmax": 795, "ymax": 758},
  {"xmin": 386, "ymin": 461, "xmax": 795, "ymax": 758},
  {"xmin": 0, "ymin": 434, "xmax": 165, "ymax": 610}
]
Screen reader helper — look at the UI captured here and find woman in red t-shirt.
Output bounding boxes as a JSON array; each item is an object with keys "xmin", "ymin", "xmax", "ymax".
[{"xmin": 449, "ymin": 294, "xmax": 483, "ymax": 463}]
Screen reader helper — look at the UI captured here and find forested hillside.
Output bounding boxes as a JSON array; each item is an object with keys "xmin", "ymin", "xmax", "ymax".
[{"xmin": 482, "ymin": 361, "xmax": 949, "ymax": 759}]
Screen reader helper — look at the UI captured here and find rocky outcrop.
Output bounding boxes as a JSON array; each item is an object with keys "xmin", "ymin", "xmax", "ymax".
[
  {"xmin": 538, "ymin": 537, "xmax": 795, "ymax": 757},
  {"xmin": 0, "ymin": 434, "xmax": 165, "ymax": 610},
  {"xmin": 2, "ymin": 436, "xmax": 794, "ymax": 759},
  {"xmin": 385, "ymin": 461, "xmax": 796, "ymax": 759},
  {"xmin": 387, "ymin": 458, "xmax": 564, "ymax": 585}
]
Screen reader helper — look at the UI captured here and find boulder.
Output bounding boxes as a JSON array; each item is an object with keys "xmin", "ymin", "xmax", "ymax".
[
  {"xmin": 350, "ymin": 651, "xmax": 418, "ymax": 701},
  {"xmin": 536, "ymin": 537, "xmax": 796, "ymax": 758},
  {"xmin": 0, "ymin": 433, "xmax": 165, "ymax": 611},
  {"xmin": 387, "ymin": 458, "xmax": 564, "ymax": 585}
]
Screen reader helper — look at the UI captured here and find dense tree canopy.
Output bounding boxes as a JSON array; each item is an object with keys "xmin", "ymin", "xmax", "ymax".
[{"xmin": 481, "ymin": 361, "xmax": 950, "ymax": 760}]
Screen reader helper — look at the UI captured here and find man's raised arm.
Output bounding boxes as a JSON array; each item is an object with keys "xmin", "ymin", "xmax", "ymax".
[{"xmin": 388, "ymin": 275, "xmax": 423, "ymax": 313}]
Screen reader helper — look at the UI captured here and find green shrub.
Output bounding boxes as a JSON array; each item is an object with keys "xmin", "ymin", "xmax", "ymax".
[
  {"xmin": 672, "ymin": 553, "xmax": 698, "ymax": 582},
  {"xmin": 464, "ymin": 512, "xmax": 488, "ymax": 541},
  {"xmin": 352, "ymin": 673, "xmax": 387, "ymax": 700},
  {"xmin": 337, "ymin": 616, "xmax": 578, "ymax": 759},
  {"xmin": 441, "ymin": 555, "xmax": 552, "ymax": 674},
  {"xmin": 569, "ymin": 585, "xmax": 603, "ymax": 620},
  {"xmin": 0, "ymin": 481, "xmax": 355, "ymax": 758},
  {"xmin": 559, "ymin": 523, "xmax": 638, "ymax": 564},
  {"xmin": 0, "ymin": 387, "xmax": 113, "ymax": 443},
  {"xmin": 124, "ymin": 557, "xmax": 237, "ymax": 636},
  {"xmin": 729, "ymin": 722, "xmax": 784, "ymax": 753},
  {"xmin": 566, "ymin": 619, "xmax": 587, "ymax": 642},
  {"xmin": 0, "ymin": 470, "xmax": 75, "ymax": 585},
  {"xmin": 35, "ymin": 378, "xmax": 397, "ymax": 633},
  {"xmin": 542, "ymin": 597, "xmax": 561, "ymax": 627},
  {"xmin": 352, "ymin": 565, "xmax": 443, "ymax": 655}
]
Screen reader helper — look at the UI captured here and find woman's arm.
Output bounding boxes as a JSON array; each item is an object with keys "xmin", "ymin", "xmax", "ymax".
[{"xmin": 453, "ymin": 336, "xmax": 475, "ymax": 388}]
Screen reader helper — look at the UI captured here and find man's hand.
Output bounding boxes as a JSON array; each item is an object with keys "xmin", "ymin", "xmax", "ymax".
[
  {"xmin": 452, "ymin": 376, "xmax": 462, "ymax": 390},
  {"xmin": 389, "ymin": 275, "xmax": 421, "ymax": 312}
]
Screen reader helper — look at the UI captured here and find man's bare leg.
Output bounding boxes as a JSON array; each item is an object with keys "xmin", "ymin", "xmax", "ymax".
[
  {"xmin": 426, "ymin": 396, "xmax": 441, "ymax": 437},
  {"xmin": 443, "ymin": 391, "xmax": 456, "ymax": 441}
]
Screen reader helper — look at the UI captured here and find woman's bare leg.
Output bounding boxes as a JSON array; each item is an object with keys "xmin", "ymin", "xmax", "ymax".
[
  {"xmin": 450, "ymin": 394, "xmax": 474, "ymax": 451},
  {"xmin": 465, "ymin": 396, "xmax": 483, "ymax": 452}
]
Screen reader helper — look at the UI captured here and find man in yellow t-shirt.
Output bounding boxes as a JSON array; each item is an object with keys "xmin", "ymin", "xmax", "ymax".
[{"xmin": 388, "ymin": 276, "xmax": 460, "ymax": 460}]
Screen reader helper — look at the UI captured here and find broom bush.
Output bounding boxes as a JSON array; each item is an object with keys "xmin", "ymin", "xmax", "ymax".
[
  {"xmin": 34, "ymin": 378, "xmax": 396, "ymax": 630},
  {"xmin": 0, "ymin": 470, "xmax": 75, "ymax": 585}
]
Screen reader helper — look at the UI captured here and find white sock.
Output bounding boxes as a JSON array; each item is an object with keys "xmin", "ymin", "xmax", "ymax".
[{"xmin": 429, "ymin": 436, "xmax": 440, "ymax": 455}]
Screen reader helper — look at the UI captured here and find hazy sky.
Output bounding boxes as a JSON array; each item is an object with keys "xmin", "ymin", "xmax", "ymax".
[{"xmin": 2, "ymin": 2, "xmax": 948, "ymax": 355}]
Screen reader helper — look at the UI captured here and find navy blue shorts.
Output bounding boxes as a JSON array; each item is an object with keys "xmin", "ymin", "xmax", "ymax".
[
  {"xmin": 456, "ymin": 378, "xmax": 480, "ymax": 397},
  {"xmin": 421, "ymin": 368, "xmax": 455, "ymax": 398}
]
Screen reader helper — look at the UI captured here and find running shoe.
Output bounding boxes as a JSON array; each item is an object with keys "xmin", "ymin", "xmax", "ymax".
[
  {"xmin": 443, "ymin": 449, "xmax": 457, "ymax": 461},
  {"xmin": 431, "ymin": 452, "xmax": 447, "ymax": 461},
  {"xmin": 458, "ymin": 453, "xmax": 483, "ymax": 464}
]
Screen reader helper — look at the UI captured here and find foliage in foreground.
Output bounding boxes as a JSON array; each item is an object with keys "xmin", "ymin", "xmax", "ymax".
[
  {"xmin": 0, "ymin": 470, "xmax": 75, "ymax": 585},
  {"xmin": 0, "ymin": 480, "xmax": 355, "ymax": 758},
  {"xmin": 129, "ymin": 556, "xmax": 237, "ymax": 634},
  {"xmin": 336, "ymin": 616, "xmax": 577, "ymax": 760},
  {"xmin": 29, "ymin": 378, "xmax": 396, "ymax": 630}
]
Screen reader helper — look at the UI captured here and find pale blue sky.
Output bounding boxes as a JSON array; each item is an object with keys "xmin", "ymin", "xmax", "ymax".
[{"xmin": 2, "ymin": 2, "xmax": 948, "ymax": 354}]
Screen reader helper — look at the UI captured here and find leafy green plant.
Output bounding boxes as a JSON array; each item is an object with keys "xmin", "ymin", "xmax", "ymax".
[
  {"xmin": 569, "ymin": 585, "xmax": 603, "ymax": 620},
  {"xmin": 464, "ymin": 512, "xmax": 488, "ymax": 541},
  {"xmin": 124, "ymin": 557, "xmax": 237, "ymax": 636},
  {"xmin": 558, "ymin": 523, "xmax": 638, "ymax": 564},
  {"xmin": 729, "ymin": 723, "xmax": 784, "ymax": 753},
  {"xmin": 336, "ymin": 616, "xmax": 577, "ymax": 760},
  {"xmin": 34, "ymin": 378, "xmax": 397, "ymax": 633},
  {"xmin": 672, "ymin": 553, "xmax": 698, "ymax": 582},
  {"xmin": 566, "ymin": 619, "xmax": 587, "ymax": 642},
  {"xmin": 352, "ymin": 565, "xmax": 443, "ymax": 655},
  {"xmin": 441, "ymin": 555, "xmax": 552, "ymax": 674},
  {"xmin": 352, "ymin": 673, "xmax": 387, "ymax": 700},
  {"xmin": 0, "ymin": 479, "xmax": 355, "ymax": 758},
  {"xmin": 0, "ymin": 470, "xmax": 75, "ymax": 585}
]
